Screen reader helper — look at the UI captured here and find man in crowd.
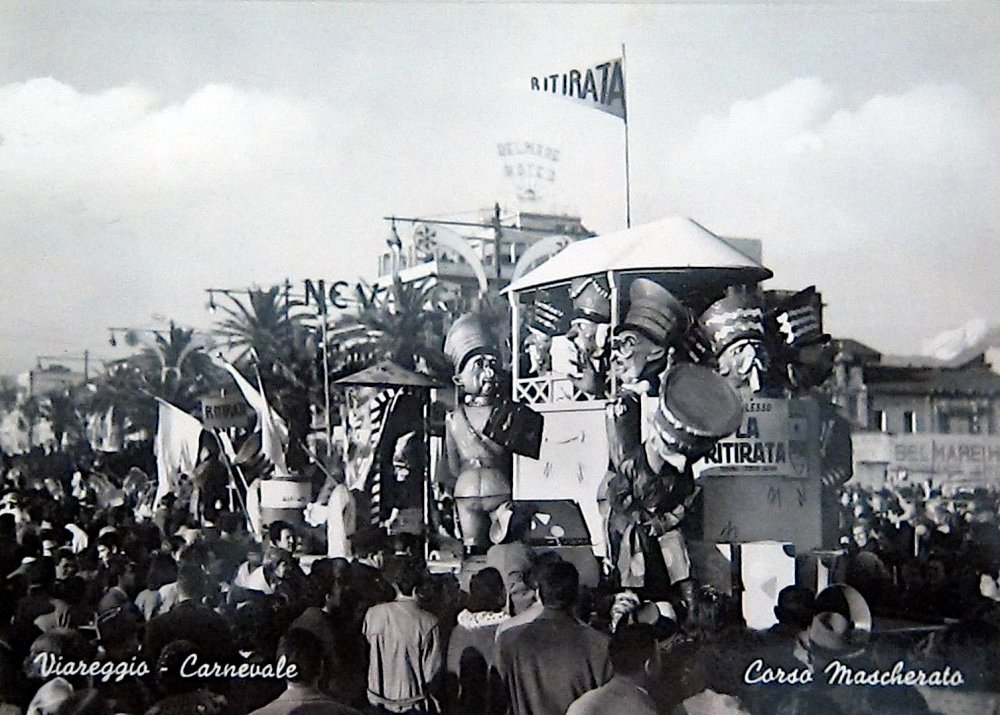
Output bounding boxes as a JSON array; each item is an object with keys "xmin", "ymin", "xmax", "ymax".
[
  {"xmin": 270, "ymin": 520, "xmax": 300, "ymax": 557},
  {"xmin": 350, "ymin": 528, "xmax": 395, "ymax": 616},
  {"xmin": 233, "ymin": 520, "xmax": 301, "ymax": 596},
  {"xmin": 493, "ymin": 561, "xmax": 611, "ymax": 715},
  {"xmin": 565, "ymin": 623, "xmax": 658, "ymax": 715},
  {"xmin": 363, "ymin": 555, "xmax": 442, "ymax": 714},
  {"xmin": 96, "ymin": 553, "xmax": 138, "ymax": 614},
  {"xmin": 760, "ymin": 585, "xmax": 815, "ymax": 667},
  {"xmin": 291, "ymin": 558, "xmax": 367, "ymax": 709},
  {"xmin": 249, "ymin": 628, "xmax": 363, "ymax": 715},
  {"xmin": 493, "ymin": 552, "xmax": 566, "ymax": 641},
  {"xmin": 142, "ymin": 562, "xmax": 235, "ymax": 670}
]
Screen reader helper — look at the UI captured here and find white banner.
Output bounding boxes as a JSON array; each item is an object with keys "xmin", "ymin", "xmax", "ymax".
[{"xmin": 531, "ymin": 57, "xmax": 626, "ymax": 120}]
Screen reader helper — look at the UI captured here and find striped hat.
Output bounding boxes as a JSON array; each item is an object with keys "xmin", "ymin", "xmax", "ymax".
[
  {"xmin": 770, "ymin": 286, "xmax": 829, "ymax": 350},
  {"xmin": 529, "ymin": 289, "xmax": 569, "ymax": 335},
  {"xmin": 569, "ymin": 275, "xmax": 612, "ymax": 322},
  {"xmin": 699, "ymin": 289, "xmax": 765, "ymax": 356}
]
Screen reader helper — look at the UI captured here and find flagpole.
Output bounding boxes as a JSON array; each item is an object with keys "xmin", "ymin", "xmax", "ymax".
[{"xmin": 622, "ymin": 42, "xmax": 632, "ymax": 228}]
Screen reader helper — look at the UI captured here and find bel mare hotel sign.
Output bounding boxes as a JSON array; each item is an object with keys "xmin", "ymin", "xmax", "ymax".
[{"xmin": 855, "ymin": 432, "xmax": 1000, "ymax": 484}]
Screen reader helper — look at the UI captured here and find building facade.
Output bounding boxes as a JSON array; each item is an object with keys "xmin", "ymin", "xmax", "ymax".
[
  {"xmin": 832, "ymin": 341, "xmax": 1000, "ymax": 487},
  {"xmin": 374, "ymin": 208, "xmax": 593, "ymax": 311}
]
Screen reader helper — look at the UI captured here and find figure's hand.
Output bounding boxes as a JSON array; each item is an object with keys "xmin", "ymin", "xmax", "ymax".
[
  {"xmin": 569, "ymin": 359, "xmax": 607, "ymax": 398},
  {"xmin": 601, "ymin": 556, "xmax": 616, "ymax": 578},
  {"xmin": 382, "ymin": 508, "xmax": 401, "ymax": 532},
  {"xmin": 304, "ymin": 502, "xmax": 327, "ymax": 527}
]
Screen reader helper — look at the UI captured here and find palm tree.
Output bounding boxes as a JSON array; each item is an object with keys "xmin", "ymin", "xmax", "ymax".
[
  {"xmin": 212, "ymin": 286, "xmax": 322, "ymax": 469},
  {"xmin": 212, "ymin": 286, "xmax": 305, "ymax": 372},
  {"xmin": 328, "ymin": 274, "xmax": 451, "ymax": 380},
  {"xmin": 128, "ymin": 323, "xmax": 221, "ymax": 411},
  {"xmin": 40, "ymin": 389, "xmax": 85, "ymax": 447},
  {"xmin": 81, "ymin": 323, "xmax": 221, "ymax": 441},
  {"xmin": 84, "ymin": 360, "xmax": 157, "ymax": 441}
]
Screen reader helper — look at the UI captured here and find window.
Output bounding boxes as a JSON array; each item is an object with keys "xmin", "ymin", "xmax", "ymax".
[
  {"xmin": 943, "ymin": 413, "xmax": 972, "ymax": 435},
  {"xmin": 904, "ymin": 411, "xmax": 916, "ymax": 433},
  {"xmin": 873, "ymin": 410, "xmax": 886, "ymax": 432}
]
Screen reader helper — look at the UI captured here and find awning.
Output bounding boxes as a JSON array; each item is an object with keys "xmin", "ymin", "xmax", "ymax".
[
  {"xmin": 334, "ymin": 360, "xmax": 446, "ymax": 388},
  {"xmin": 503, "ymin": 216, "xmax": 772, "ymax": 293}
]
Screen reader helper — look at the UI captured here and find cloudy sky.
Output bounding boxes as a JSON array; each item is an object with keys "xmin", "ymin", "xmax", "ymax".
[{"xmin": 1, "ymin": 1, "xmax": 998, "ymax": 375}]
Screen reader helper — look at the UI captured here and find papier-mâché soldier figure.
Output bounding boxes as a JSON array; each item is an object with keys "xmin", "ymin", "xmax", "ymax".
[{"xmin": 442, "ymin": 313, "xmax": 513, "ymax": 556}]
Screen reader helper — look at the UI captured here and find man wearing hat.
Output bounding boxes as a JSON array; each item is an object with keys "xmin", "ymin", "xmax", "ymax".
[
  {"xmin": 699, "ymin": 285, "xmax": 770, "ymax": 396},
  {"xmin": 767, "ymin": 287, "xmax": 853, "ymax": 539},
  {"xmin": 608, "ymin": 364, "xmax": 743, "ymax": 600},
  {"xmin": 603, "ymin": 279, "xmax": 689, "ymax": 573},
  {"xmin": 767, "ymin": 286, "xmax": 833, "ymax": 393},
  {"xmin": 442, "ymin": 313, "xmax": 513, "ymax": 555},
  {"xmin": 566, "ymin": 275, "xmax": 612, "ymax": 398}
]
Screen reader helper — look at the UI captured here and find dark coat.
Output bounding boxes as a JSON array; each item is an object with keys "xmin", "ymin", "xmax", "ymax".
[{"xmin": 493, "ymin": 607, "xmax": 611, "ymax": 715}]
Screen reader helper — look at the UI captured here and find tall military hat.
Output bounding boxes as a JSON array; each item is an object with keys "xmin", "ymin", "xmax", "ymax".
[
  {"xmin": 528, "ymin": 289, "xmax": 570, "ymax": 336},
  {"xmin": 699, "ymin": 287, "xmax": 766, "ymax": 356},
  {"xmin": 569, "ymin": 275, "xmax": 612, "ymax": 322},
  {"xmin": 444, "ymin": 313, "xmax": 495, "ymax": 372},
  {"xmin": 769, "ymin": 286, "xmax": 835, "ymax": 389},
  {"xmin": 649, "ymin": 363, "xmax": 743, "ymax": 458},
  {"xmin": 618, "ymin": 278, "xmax": 689, "ymax": 345},
  {"xmin": 769, "ymin": 286, "xmax": 829, "ymax": 350}
]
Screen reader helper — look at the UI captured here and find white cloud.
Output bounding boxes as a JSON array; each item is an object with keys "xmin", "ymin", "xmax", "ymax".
[
  {"xmin": 649, "ymin": 77, "xmax": 1000, "ymax": 354},
  {"xmin": 1, "ymin": 72, "xmax": 997, "ymax": 371},
  {"xmin": 0, "ymin": 79, "xmax": 373, "ymax": 372},
  {"xmin": 0, "ymin": 79, "xmax": 334, "ymax": 209}
]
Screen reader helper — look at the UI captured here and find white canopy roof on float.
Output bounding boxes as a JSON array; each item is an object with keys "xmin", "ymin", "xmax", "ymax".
[{"xmin": 503, "ymin": 216, "xmax": 773, "ymax": 294}]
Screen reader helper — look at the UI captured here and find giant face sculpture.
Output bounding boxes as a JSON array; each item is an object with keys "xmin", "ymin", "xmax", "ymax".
[
  {"xmin": 716, "ymin": 338, "xmax": 768, "ymax": 393},
  {"xmin": 455, "ymin": 351, "xmax": 499, "ymax": 402},
  {"xmin": 700, "ymin": 288, "xmax": 769, "ymax": 394},
  {"xmin": 610, "ymin": 328, "xmax": 665, "ymax": 386}
]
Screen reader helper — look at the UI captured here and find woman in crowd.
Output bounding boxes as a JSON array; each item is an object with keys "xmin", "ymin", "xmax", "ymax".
[{"xmin": 445, "ymin": 567, "xmax": 509, "ymax": 714}]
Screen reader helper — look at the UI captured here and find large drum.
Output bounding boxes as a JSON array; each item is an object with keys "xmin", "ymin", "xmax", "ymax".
[{"xmin": 259, "ymin": 475, "xmax": 311, "ymax": 527}]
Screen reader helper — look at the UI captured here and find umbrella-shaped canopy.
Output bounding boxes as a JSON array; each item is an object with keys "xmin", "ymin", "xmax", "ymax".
[
  {"xmin": 334, "ymin": 360, "xmax": 447, "ymax": 388},
  {"xmin": 503, "ymin": 216, "xmax": 772, "ymax": 293}
]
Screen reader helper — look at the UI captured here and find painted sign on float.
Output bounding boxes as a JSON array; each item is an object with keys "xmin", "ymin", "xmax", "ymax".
[{"xmin": 697, "ymin": 398, "xmax": 813, "ymax": 478}]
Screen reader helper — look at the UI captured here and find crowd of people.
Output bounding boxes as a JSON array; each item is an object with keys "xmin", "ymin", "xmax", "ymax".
[
  {"xmin": 2, "ymin": 446, "xmax": 1000, "ymax": 715},
  {"xmin": 835, "ymin": 482, "xmax": 1000, "ymax": 622}
]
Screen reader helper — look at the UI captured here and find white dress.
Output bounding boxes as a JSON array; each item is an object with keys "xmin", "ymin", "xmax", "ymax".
[{"xmin": 327, "ymin": 483, "xmax": 357, "ymax": 559}]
